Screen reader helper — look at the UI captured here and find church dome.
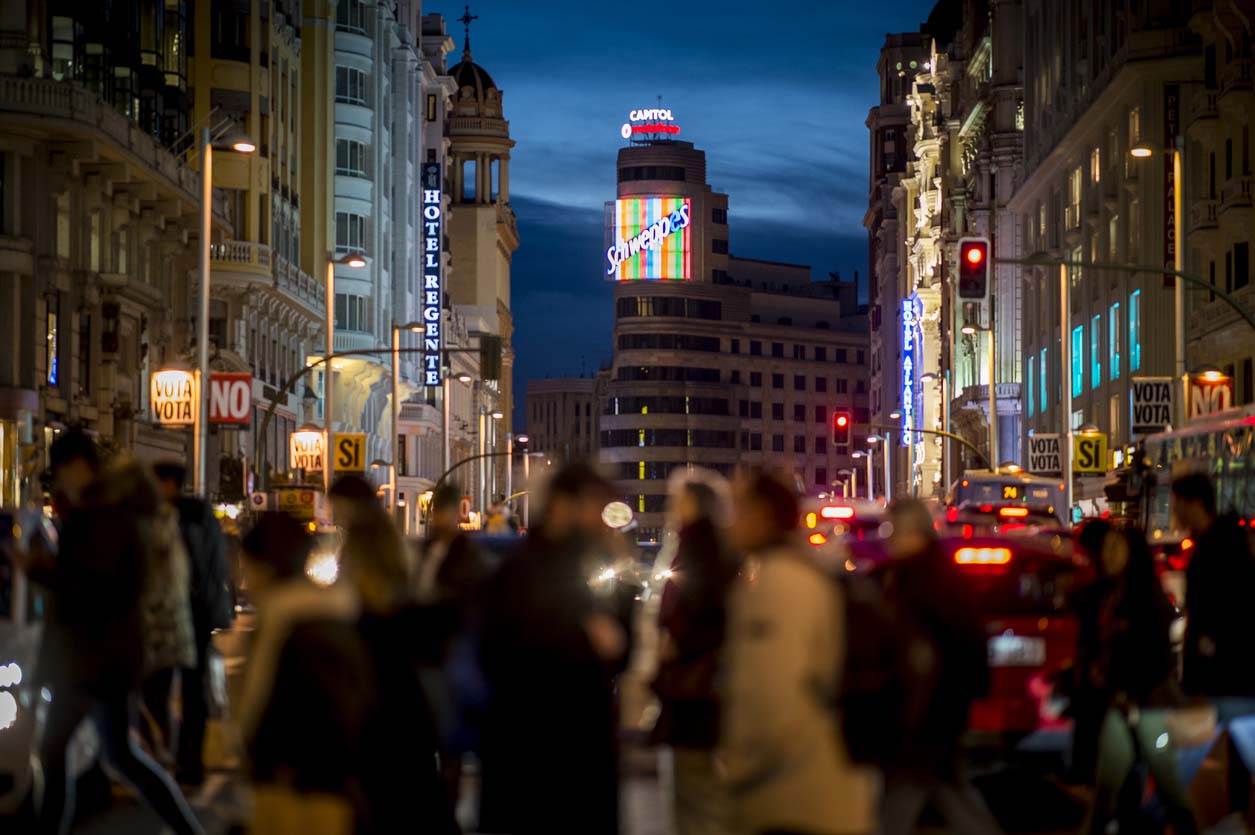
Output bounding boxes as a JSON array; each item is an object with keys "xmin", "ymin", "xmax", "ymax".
[{"xmin": 450, "ymin": 55, "xmax": 496, "ymax": 99}]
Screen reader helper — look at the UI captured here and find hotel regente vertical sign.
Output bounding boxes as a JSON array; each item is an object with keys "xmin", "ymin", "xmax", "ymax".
[{"xmin": 421, "ymin": 163, "xmax": 443, "ymax": 386}]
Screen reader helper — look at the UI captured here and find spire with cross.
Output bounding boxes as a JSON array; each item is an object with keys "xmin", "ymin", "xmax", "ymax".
[{"xmin": 458, "ymin": 5, "xmax": 478, "ymax": 60}]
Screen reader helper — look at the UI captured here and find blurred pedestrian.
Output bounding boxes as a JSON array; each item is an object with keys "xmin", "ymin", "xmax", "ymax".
[
  {"xmin": 1080, "ymin": 527, "xmax": 1199, "ymax": 835},
  {"xmin": 328, "ymin": 473, "xmax": 382, "ymax": 529},
  {"xmin": 1173, "ymin": 472, "xmax": 1255, "ymax": 831},
  {"xmin": 479, "ymin": 462, "xmax": 627, "ymax": 835},
  {"xmin": 718, "ymin": 471, "xmax": 874, "ymax": 835},
  {"xmin": 652, "ymin": 470, "xmax": 741, "ymax": 835},
  {"xmin": 26, "ymin": 457, "xmax": 205, "ymax": 835},
  {"xmin": 138, "ymin": 491, "xmax": 197, "ymax": 766},
  {"xmin": 1068, "ymin": 519, "xmax": 1115, "ymax": 784},
  {"xmin": 236, "ymin": 513, "xmax": 371, "ymax": 835},
  {"xmin": 152, "ymin": 461, "xmax": 235, "ymax": 786},
  {"xmin": 339, "ymin": 514, "xmax": 459, "ymax": 833},
  {"xmin": 876, "ymin": 499, "xmax": 1001, "ymax": 835},
  {"xmin": 416, "ymin": 483, "xmax": 489, "ymax": 811}
]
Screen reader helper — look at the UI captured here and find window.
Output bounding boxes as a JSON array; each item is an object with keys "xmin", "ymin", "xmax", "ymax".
[
  {"xmin": 427, "ymin": 93, "xmax": 438, "ymax": 121},
  {"xmin": 1130, "ymin": 290, "xmax": 1141, "ymax": 371},
  {"xmin": 857, "ymin": 350, "xmax": 865, "ymax": 364},
  {"xmin": 1091, "ymin": 315, "xmax": 1101, "ymax": 389},
  {"xmin": 814, "ymin": 405, "xmax": 827, "ymax": 424},
  {"xmin": 814, "ymin": 436, "xmax": 827, "ymax": 455},
  {"xmin": 335, "ymin": 139, "xmax": 367, "ymax": 177},
  {"xmin": 77, "ymin": 313, "xmax": 91, "ymax": 394},
  {"xmin": 739, "ymin": 400, "xmax": 749, "ymax": 418},
  {"xmin": 772, "ymin": 342, "xmax": 784, "ymax": 358},
  {"xmin": 794, "ymin": 436, "xmax": 806, "ymax": 453},
  {"xmin": 617, "ymin": 165, "xmax": 685, "ymax": 182},
  {"xmin": 794, "ymin": 375, "xmax": 806, "ymax": 391},
  {"xmin": 1072, "ymin": 325, "xmax": 1084, "ymax": 396},
  {"xmin": 815, "ymin": 377, "xmax": 827, "ymax": 393},
  {"xmin": 711, "ymin": 238, "xmax": 728, "ymax": 254},
  {"xmin": 730, "ymin": 370, "xmax": 741, "ymax": 384},
  {"xmin": 1066, "ymin": 166, "xmax": 1082, "ymax": 228},
  {"xmin": 836, "ymin": 349, "xmax": 848, "ymax": 363},
  {"xmin": 1246, "ymin": 359, "xmax": 1254, "ymax": 405},
  {"xmin": 1040, "ymin": 347, "xmax": 1048, "ymax": 409},
  {"xmin": 46, "ymin": 296, "xmax": 59, "ymax": 386},
  {"xmin": 397, "ymin": 434, "xmax": 407, "ymax": 476},
  {"xmin": 772, "ymin": 434, "xmax": 784, "ymax": 452},
  {"xmin": 815, "ymin": 468, "xmax": 827, "ymax": 487},
  {"xmin": 335, "ymin": 211, "xmax": 366, "ymax": 254},
  {"xmin": 750, "ymin": 433, "xmax": 762, "ymax": 451},
  {"xmin": 335, "ymin": 66, "xmax": 367, "ymax": 105},
  {"xmin": 750, "ymin": 340, "xmax": 762, "ymax": 356},
  {"xmin": 1109, "ymin": 302, "xmax": 1121, "ymax": 380},
  {"xmin": 793, "ymin": 344, "xmax": 805, "ymax": 359},
  {"xmin": 712, "ymin": 207, "xmax": 727, "ymax": 225},
  {"xmin": 794, "ymin": 404, "xmax": 805, "ymax": 422},
  {"xmin": 750, "ymin": 371, "xmax": 762, "ymax": 387},
  {"xmin": 1108, "ymin": 214, "xmax": 1119, "ymax": 261},
  {"xmin": 731, "ymin": 338, "xmax": 740, "ymax": 354},
  {"xmin": 771, "ymin": 373, "xmax": 784, "ymax": 389},
  {"xmin": 1235, "ymin": 241, "xmax": 1249, "ymax": 291},
  {"xmin": 1027, "ymin": 355, "xmax": 1035, "ymax": 417},
  {"xmin": 815, "ymin": 347, "xmax": 827, "ymax": 362},
  {"xmin": 856, "ymin": 380, "xmax": 866, "ymax": 394},
  {"xmin": 335, "ymin": 293, "xmax": 367, "ymax": 331},
  {"xmin": 712, "ymin": 269, "xmax": 728, "ymax": 283},
  {"xmin": 772, "ymin": 403, "xmax": 784, "ymax": 420},
  {"xmin": 1128, "ymin": 106, "xmax": 1140, "ymax": 145},
  {"xmin": 1090, "ymin": 146, "xmax": 1101, "ymax": 183},
  {"xmin": 336, "ymin": 0, "xmax": 366, "ymax": 33},
  {"xmin": 836, "ymin": 379, "xmax": 849, "ymax": 394},
  {"xmin": 750, "ymin": 402, "xmax": 762, "ymax": 419}
]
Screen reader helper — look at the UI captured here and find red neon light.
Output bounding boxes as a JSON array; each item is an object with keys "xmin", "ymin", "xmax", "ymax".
[{"xmin": 630, "ymin": 123, "xmax": 681, "ymax": 135}]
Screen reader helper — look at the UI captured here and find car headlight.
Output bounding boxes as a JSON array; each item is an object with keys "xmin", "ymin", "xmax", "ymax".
[
  {"xmin": 0, "ymin": 663, "xmax": 20, "ymax": 689},
  {"xmin": 0, "ymin": 692, "xmax": 16, "ymax": 731},
  {"xmin": 306, "ymin": 552, "xmax": 339, "ymax": 586}
]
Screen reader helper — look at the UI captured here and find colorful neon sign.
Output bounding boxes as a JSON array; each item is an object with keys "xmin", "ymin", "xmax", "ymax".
[
  {"xmin": 606, "ymin": 197, "xmax": 692, "ymax": 281},
  {"xmin": 901, "ymin": 295, "xmax": 920, "ymax": 447},
  {"xmin": 421, "ymin": 163, "xmax": 443, "ymax": 386},
  {"xmin": 619, "ymin": 108, "xmax": 681, "ymax": 139}
]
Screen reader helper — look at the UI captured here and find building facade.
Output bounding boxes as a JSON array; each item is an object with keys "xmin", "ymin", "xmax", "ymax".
[
  {"xmin": 1012, "ymin": 0, "xmax": 1199, "ymax": 504},
  {"xmin": 603, "ymin": 136, "xmax": 869, "ymax": 539},
  {"xmin": 526, "ymin": 376, "xmax": 605, "ymax": 464},
  {"xmin": 0, "ymin": 0, "xmax": 230, "ymax": 503}
]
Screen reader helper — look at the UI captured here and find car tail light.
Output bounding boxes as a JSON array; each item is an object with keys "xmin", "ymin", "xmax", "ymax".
[
  {"xmin": 820, "ymin": 505, "xmax": 855, "ymax": 520},
  {"xmin": 955, "ymin": 546, "xmax": 1012, "ymax": 565},
  {"xmin": 1181, "ymin": 537, "xmax": 1194, "ymax": 551},
  {"xmin": 804, "ymin": 512, "xmax": 818, "ymax": 529},
  {"xmin": 808, "ymin": 532, "xmax": 828, "ymax": 546},
  {"xmin": 999, "ymin": 507, "xmax": 1030, "ymax": 518},
  {"xmin": 980, "ymin": 504, "xmax": 994, "ymax": 513},
  {"xmin": 946, "ymin": 507, "xmax": 959, "ymax": 523}
]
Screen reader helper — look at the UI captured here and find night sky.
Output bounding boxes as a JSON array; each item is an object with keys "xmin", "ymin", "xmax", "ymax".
[{"xmin": 435, "ymin": 0, "xmax": 939, "ymax": 424}]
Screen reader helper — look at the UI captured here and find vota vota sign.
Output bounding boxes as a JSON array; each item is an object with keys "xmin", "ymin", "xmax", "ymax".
[
  {"xmin": 421, "ymin": 162, "xmax": 443, "ymax": 387},
  {"xmin": 605, "ymin": 197, "xmax": 692, "ymax": 280}
]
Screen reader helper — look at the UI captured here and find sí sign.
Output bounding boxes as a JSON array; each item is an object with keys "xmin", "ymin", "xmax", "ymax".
[
  {"xmin": 151, "ymin": 369, "xmax": 196, "ymax": 426},
  {"xmin": 421, "ymin": 163, "xmax": 443, "ymax": 387}
]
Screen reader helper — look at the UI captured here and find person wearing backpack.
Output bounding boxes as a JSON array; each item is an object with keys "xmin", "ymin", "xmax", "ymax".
[
  {"xmin": 875, "ymin": 499, "xmax": 1002, "ymax": 835},
  {"xmin": 153, "ymin": 462, "xmax": 236, "ymax": 787},
  {"xmin": 718, "ymin": 470, "xmax": 875, "ymax": 835}
]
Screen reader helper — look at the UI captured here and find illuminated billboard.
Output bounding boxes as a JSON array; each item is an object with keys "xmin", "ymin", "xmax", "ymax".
[{"xmin": 605, "ymin": 196, "xmax": 692, "ymax": 281}]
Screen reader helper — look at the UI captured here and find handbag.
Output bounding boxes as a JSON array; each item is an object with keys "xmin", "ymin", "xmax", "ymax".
[{"xmin": 206, "ymin": 644, "xmax": 229, "ymax": 719}]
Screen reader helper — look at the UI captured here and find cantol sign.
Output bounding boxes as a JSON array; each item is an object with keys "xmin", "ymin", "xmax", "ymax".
[{"xmin": 619, "ymin": 108, "xmax": 681, "ymax": 140}]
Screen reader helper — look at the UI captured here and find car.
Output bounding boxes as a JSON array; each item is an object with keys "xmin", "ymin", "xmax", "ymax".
[
  {"xmin": 942, "ymin": 502, "xmax": 1067, "ymax": 537},
  {"xmin": 801, "ymin": 499, "xmax": 887, "ymax": 567}
]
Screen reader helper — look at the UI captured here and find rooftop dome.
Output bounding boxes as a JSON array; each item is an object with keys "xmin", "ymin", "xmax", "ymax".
[{"xmin": 450, "ymin": 53, "xmax": 497, "ymax": 98}]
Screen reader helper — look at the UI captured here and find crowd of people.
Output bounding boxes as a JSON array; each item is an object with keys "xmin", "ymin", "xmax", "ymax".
[{"xmin": 7, "ymin": 430, "xmax": 1255, "ymax": 835}]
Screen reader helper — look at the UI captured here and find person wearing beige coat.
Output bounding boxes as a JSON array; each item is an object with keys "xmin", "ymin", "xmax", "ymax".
[{"xmin": 718, "ymin": 473, "xmax": 877, "ymax": 835}]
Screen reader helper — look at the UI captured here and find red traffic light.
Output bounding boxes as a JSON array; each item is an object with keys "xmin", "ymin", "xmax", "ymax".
[
  {"xmin": 832, "ymin": 411, "xmax": 851, "ymax": 445},
  {"xmin": 835, "ymin": 415, "xmax": 849, "ymax": 427},
  {"xmin": 957, "ymin": 237, "xmax": 990, "ymax": 300},
  {"xmin": 965, "ymin": 245, "xmax": 984, "ymax": 265}
]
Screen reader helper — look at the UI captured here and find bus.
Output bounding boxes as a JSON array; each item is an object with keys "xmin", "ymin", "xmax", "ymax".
[
  {"xmin": 947, "ymin": 470, "xmax": 1068, "ymax": 523},
  {"xmin": 1142, "ymin": 407, "xmax": 1255, "ymax": 538}
]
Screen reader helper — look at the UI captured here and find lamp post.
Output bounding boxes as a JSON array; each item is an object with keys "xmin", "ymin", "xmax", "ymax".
[
  {"xmin": 323, "ymin": 253, "xmax": 366, "ymax": 494},
  {"xmin": 920, "ymin": 371, "xmax": 952, "ymax": 489},
  {"xmin": 194, "ymin": 128, "xmax": 254, "ymax": 497},
  {"xmin": 490, "ymin": 410, "xmax": 504, "ymax": 505},
  {"xmin": 868, "ymin": 434, "xmax": 891, "ymax": 505},
  {"xmin": 510, "ymin": 433, "xmax": 528, "ymax": 517},
  {"xmin": 1130, "ymin": 139, "xmax": 1185, "ymax": 429},
  {"xmin": 961, "ymin": 324, "xmax": 998, "ymax": 470},
  {"xmin": 391, "ymin": 321, "xmax": 424, "ymax": 513},
  {"xmin": 853, "ymin": 450, "xmax": 874, "ymax": 502}
]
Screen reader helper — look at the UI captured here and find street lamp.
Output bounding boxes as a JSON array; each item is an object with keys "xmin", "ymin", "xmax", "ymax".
[
  {"xmin": 1130, "ymin": 139, "xmax": 1185, "ymax": 429},
  {"xmin": 852, "ymin": 451, "xmax": 874, "ymax": 502},
  {"xmin": 194, "ymin": 128, "xmax": 255, "ymax": 498},
  {"xmin": 866, "ymin": 434, "xmax": 891, "ymax": 505},
  {"xmin": 390, "ymin": 321, "xmax": 425, "ymax": 513},
  {"xmin": 959, "ymin": 324, "xmax": 998, "ymax": 468},
  {"xmin": 323, "ymin": 253, "xmax": 367, "ymax": 494}
]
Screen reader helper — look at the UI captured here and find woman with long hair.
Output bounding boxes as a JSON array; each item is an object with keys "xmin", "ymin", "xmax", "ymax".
[{"xmin": 1081, "ymin": 528, "xmax": 1199, "ymax": 835}]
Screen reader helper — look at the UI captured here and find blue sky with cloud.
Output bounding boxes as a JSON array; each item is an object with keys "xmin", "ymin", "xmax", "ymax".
[{"xmin": 432, "ymin": 0, "xmax": 938, "ymax": 421}]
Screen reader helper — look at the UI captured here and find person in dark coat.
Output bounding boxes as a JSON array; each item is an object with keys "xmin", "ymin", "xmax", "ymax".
[
  {"xmin": 876, "ymin": 499, "xmax": 1001, "ymax": 835},
  {"xmin": 478, "ymin": 462, "xmax": 626, "ymax": 835},
  {"xmin": 652, "ymin": 472, "xmax": 740, "ymax": 835},
  {"xmin": 25, "ymin": 456, "xmax": 205, "ymax": 835},
  {"xmin": 236, "ymin": 513, "xmax": 373, "ymax": 829},
  {"xmin": 1080, "ymin": 528, "xmax": 1199, "ymax": 835},
  {"xmin": 152, "ymin": 462, "xmax": 235, "ymax": 786},
  {"xmin": 1068, "ymin": 519, "xmax": 1115, "ymax": 784},
  {"xmin": 1173, "ymin": 472, "xmax": 1255, "ymax": 828}
]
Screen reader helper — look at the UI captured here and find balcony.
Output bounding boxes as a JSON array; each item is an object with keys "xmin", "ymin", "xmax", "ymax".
[
  {"xmin": 1189, "ymin": 198, "xmax": 1221, "ymax": 246},
  {"xmin": 210, "ymin": 239, "xmax": 271, "ymax": 281},
  {"xmin": 1221, "ymin": 58, "xmax": 1252, "ymax": 102},
  {"xmin": 1220, "ymin": 176, "xmax": 1253, "ymax": 230},
  {"xmin": 1187, "ymin": 89, "xmax": 1220, "ymax": 143},
  {"xmin": 274, "ymin": 256, "xmax": 323, "ymax": 320}
]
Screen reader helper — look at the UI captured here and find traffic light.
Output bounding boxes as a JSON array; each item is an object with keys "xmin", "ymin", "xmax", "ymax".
[
  {"xmin": 832, "ymin": 411, "xmax": 851, "ymax": 446},
  {"xmin": 957, "ymin": 237, "xmax": 990, "ymax": 300},
  {"xmin": 479, "ymin": 334, "xmax": 503, "ymax": 381}
]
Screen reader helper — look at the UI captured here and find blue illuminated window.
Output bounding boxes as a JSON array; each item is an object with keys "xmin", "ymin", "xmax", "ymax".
[
  {"xmin": 1091, "ymin": 315, "xmax": 1101, "ymax": 389},
  {"xmin": 1072, "ymin": 325, "xmax": 1084, "ymax": 397},
  {"xmin": 1109, "ymin": 302, "xmax": 1121, "ymax": 380},
  {"xmin": 1027, "ymin": 355, "xmax": 1035, "ymax": 416},
  {"xmin": 1040, "ymin": 347, "xmax": 1048, "ymax": 410},
  {"xmin": 1130, "ymin": 290, "xmax": 1141, "ymax": 371}
]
